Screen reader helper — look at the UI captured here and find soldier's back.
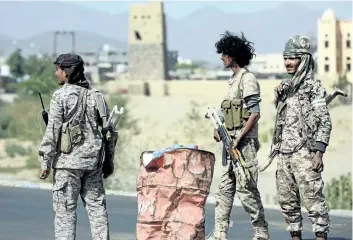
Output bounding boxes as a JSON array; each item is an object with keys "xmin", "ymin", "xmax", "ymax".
[{"xmin": 53, "ymin": 84, "xmax": 104, "ymax": 170}]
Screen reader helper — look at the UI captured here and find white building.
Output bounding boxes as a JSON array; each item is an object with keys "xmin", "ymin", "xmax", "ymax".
[
  {"xmin": 249, "ymin": 53, "xmax": 287, "ymax": 76},
  {"xmin": 317, "ymin": 9, "xmax": 352, "ymax": 83}
]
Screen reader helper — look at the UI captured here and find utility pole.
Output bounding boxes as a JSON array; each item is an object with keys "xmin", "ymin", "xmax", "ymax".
[{"xmin": 53, "ymin": 31, "xmax": 76, "ymax": 58}]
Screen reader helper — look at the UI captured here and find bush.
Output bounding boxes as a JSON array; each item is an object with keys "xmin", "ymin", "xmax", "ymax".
[
  {"xmin": 0, "ymin": 108, "xmax": 15, "ymax": 138},
  {"xmin": 5, "ymin": 141, "xmax": 31, "ymax": 158},
  {"xmin": 325, "ymin": 173, "xmax": 352, "ymax": 210},
  {"xmin": 25, "ymin": 150, "xmax": 41, "ymax": 169},
  {"xmin": 1, "ymin": 94, "xmax": 49, "ymax": 143}
]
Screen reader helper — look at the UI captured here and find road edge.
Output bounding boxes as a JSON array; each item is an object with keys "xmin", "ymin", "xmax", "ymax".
[{"xmin": 0, "ymin": 179, "xmax": 351, "ymax": 218}]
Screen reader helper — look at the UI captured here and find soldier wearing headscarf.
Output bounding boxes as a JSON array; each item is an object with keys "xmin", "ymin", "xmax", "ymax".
[
  {"xmin": 272, "ymin": 36, "xmax": 332, "ymax": 240},
  {"xmin": 38, "ymin": 53, "xmax": 117, "ymax": 240}
]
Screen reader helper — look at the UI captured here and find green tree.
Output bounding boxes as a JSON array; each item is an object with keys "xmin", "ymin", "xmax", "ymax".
[
  {"xmin": 15, "ymin": 54, "xmax": 58, "ymax": 95},
  {"xmin": 175, "ymin": 63, "xmax": 200, "ymax": 70},
  {"xmin": 6, "ymin": 48, "xmax": 25, "ymax": 79}
]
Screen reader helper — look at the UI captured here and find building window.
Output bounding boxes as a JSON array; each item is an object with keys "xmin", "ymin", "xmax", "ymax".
[
  {"xmin": 346, "ymin": 40, "xmax": 351, "ymax": 48},
  {"xmin": 324, "ymin": 64, "xmax": 329, "ymax": 72},
  {"xmin": 347, "ymin": 57, "xmax": 351, "ymax": 60},
  {"xmin": 324, "ymin": 41, "xmax": 329, "ymax": 48},
  {"xmin": 347, "ymin": 63, "xmax": 351, "ymax": 72},
  {"xmin": 325, "ymin": 57, "xmax": 329, "ymax": 60}
]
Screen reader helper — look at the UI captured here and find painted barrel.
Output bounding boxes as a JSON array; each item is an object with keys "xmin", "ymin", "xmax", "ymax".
[{"xmin": 136, "ymin": 148, "xmax": 216, "ymax": 240}]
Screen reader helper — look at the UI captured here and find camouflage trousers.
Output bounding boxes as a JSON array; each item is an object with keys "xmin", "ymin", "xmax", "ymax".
[
  {"xmin": 214, "ymin": 138, "xmax": 269, "ymax": 239},
  {"xmin": 52, "ymin": 168, "xmax": 110, "ymax": 240},
  {"xmin": 276, "ymin": 147, "xmax": 330, "ymax": 233}
]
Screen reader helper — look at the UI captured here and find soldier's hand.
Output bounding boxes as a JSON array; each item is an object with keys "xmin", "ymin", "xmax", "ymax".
[
  {"xmin": 213, "ymin": 128, "xmax": 221, "ymax": 142},
  {"xmin": 311, "ymin": 152, "xmax": 324, "ymax": 173},
  {"xmin": 274, "ymin": 84, "xmax": 284, "ymax": 100},
  {"xmin": 39, "ymin": 168, "xmax": 51, "ymax": 180}
]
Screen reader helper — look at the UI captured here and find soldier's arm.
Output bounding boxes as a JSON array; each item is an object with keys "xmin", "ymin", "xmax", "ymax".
[
  {"xmin": 310, "ymin": 79, "xmax": 332, "ymax": 153},
  {"xmin": 237, "ymin": 73, "xmax": 261, "ymax": 140},
  {"xmin": 38, "ymin": 91, "xmax": 64, "ymax": 170}
]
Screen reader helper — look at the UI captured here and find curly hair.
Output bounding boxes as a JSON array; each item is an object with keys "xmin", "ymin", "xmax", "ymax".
[{"xmin": 215, "ymin": 31, "xmax": 256, "ymax": 67}]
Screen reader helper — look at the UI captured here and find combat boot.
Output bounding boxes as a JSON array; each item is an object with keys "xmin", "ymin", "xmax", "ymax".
[
  {"xmin": 315, "ymin": 232, "xmax": 327, "ymax": 240},
  {"xmin": 290, "ymin": 231, "xmax": 302, "ymax": 240},
  {"xmin": 252, "ymin": 221, "xmax": 270, "ymax": 240}
]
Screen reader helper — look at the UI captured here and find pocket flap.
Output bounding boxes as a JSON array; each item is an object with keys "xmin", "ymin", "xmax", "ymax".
[
  {"xmin": 52, "ymin": 180, "xmax": 68, "ymax": 192},
  {"xmin": 221, "ymin": 100, "xmax": 231, "ymax": 109},
  {"xmin": 305, "ymin": 171, "xmax": 321, "ymax": 182},
  {"xmin": 231, "ymin": 99, "xmax": 242, "ymax": 107},
  {"xmin": 62, "ymin": 122, "xmax": 69, "ymax": 133}
]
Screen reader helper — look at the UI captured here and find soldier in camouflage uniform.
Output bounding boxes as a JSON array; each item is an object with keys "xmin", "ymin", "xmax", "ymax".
[
  {"xmin": 210, "ymin": 31, "xmax": 270, "ymax": 240},
  {"xmin": 272, "ymin": 36, "xmax": 332, "ymax": 240},
  {"xmin": 38, "ymin": 54, "xmax": 117, "ymax": 240}
]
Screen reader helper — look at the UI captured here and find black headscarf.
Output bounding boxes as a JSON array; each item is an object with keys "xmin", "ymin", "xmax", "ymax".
[{"xmin": 54, "ymin": 53, "xmax": 90, "ymax": 89}]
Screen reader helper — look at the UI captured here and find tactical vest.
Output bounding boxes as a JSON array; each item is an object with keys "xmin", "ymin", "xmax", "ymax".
[{"xmin": 221, "ymin": 71, "xmax": 251, "ymax": 131}]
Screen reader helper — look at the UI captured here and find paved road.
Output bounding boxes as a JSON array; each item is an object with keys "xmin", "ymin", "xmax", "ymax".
[{"xmin": 0, "ymin": 187, "xmax": 351, "ymax": 240}]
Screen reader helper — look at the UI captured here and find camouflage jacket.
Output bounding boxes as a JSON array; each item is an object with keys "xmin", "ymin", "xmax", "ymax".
[
  {"xmin": 38, "ymin": 83, "xmax": 111, "ymax": 170},
  {"xmin": 276, "ymin": 75, "xmax": 332, "ymax": 153}
]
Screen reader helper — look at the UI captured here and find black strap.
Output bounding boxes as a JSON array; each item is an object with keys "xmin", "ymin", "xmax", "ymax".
[
  {"xmin": 235, "ymin": 70, "xmax": 249, "ymax": 99},
  {"xmin": 79, "ymin": 89, "xmax": 88, "ymax": 123}
]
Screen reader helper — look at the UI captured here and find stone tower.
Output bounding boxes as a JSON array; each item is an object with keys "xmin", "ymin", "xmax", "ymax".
[{"xmin": 128, "ymin": 1, "xmax": 168, "ymax": 81}]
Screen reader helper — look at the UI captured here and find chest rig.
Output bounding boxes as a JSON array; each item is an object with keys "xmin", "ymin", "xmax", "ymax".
[{"xmin": 221, "ymin": 71, "xmax": 251, "ymax": 131}]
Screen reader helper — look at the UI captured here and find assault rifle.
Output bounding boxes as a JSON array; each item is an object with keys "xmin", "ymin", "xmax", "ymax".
[
  {"xmin": 39, "ymin": 93, "xmax": 49, "ymax": 126},
  {"xmin": 206, "ymin": 107, "xmax": 256, "ymax": 186},
  {"xmin": 259, "ymin": 86, "xmax": 348, "ymax": 172}
]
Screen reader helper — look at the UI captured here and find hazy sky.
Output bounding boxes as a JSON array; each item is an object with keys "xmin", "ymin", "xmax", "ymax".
[{"xmin": 71, "ymin": 0, "xmax": 352, "ymax": 19}]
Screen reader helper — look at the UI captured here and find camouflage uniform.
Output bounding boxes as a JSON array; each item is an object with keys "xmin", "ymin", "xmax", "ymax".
[
  {"xmin": 273, "ymin": 36, "xmax": 332, "ymax": 238},
  {"xmin": 211, "ymin": 68, "xmax": 269, "ymax": 240},
  {"xmin": 39, "ymin": 55, "xmax": 114, "ymax": 240}
]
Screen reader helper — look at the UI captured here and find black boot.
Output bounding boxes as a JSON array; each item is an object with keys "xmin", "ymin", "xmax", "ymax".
[
  {"xmin": 315, "ymin": 232, "xmax": 328, "ymax": 240},
  {"xmin": 290, "ymin": 231, "xmax": 302, "ymax": 240}
]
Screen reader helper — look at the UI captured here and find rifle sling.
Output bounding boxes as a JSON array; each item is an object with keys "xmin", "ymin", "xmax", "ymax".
[{"xmin": 63, "ymin": 88, "xmax": 87, "ymax": 123}]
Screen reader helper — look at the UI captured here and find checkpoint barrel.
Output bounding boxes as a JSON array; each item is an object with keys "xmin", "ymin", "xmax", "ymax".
[{"xmin": 136, "ymin": 148, "xmax": 216, "ymax": 240}]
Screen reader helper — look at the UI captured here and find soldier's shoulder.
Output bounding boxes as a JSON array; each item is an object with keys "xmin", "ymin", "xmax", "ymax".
[
  {"xmin": 305, "ymin": 75, "xmax": 324, "ymax": 89},
  {"xmin": 51, "ymin": 86, "xmax": 66, "ymax": 100},
  {"xmin": 243, "ymin": 71, "xmax": 258, "ymax": 83},
  {"xmin": 89, "ymin": 87, "xmax": 105, "ymax": 99}
]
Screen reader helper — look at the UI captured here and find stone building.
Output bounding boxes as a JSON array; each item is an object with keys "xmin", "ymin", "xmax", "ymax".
[{"xmin": 128, "ymin": 1, "xmax": 168, "ymax": 81}]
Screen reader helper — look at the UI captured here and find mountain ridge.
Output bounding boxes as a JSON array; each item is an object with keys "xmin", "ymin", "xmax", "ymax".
[{"xmin": 0, "ymin": 1, "xmax": 351, "ymax": 63}]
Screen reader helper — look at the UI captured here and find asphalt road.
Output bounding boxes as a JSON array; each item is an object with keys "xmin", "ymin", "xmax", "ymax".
[{"xmin": 0, "ymin": 187, "xmax": 351, "ymax": 240}]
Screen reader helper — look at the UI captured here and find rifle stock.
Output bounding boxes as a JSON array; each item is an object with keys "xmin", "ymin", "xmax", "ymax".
[{"xmin": 206, "ymin": 107, "xmax": 255, "ymax": 186}]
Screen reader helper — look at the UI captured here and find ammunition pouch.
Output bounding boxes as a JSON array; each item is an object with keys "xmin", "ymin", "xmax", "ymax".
[
  {"xmin": 60, "ymin": 88, "xmax": 88, "ymax": 154},
  {"xmin": 221, "ymin": 99, "xmax": 250, "ymax": 130}
]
